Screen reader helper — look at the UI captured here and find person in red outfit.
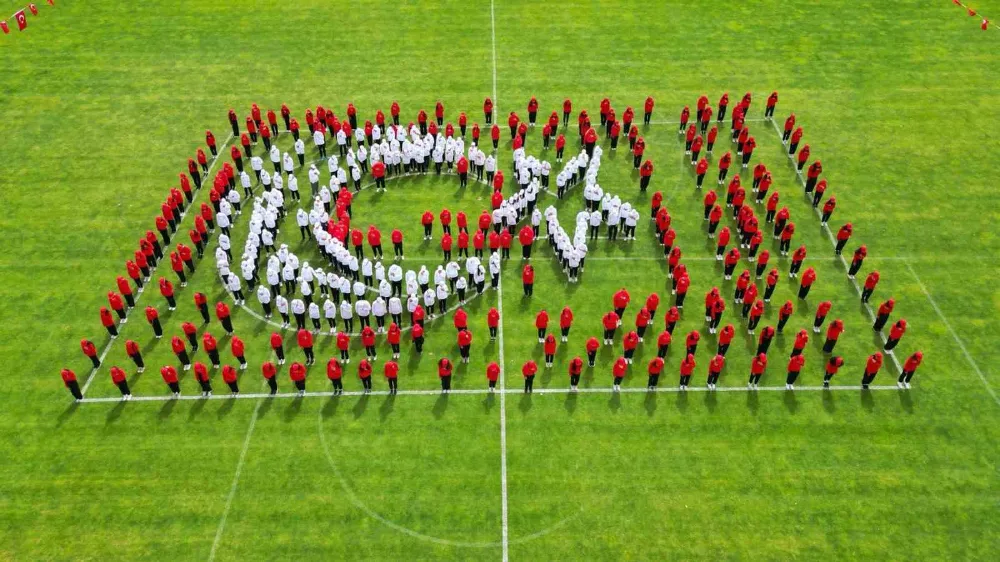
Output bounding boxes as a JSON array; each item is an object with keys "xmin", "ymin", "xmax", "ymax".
[
  {"xmin": 777, "ymin": 300, "xmax": 794, "ymax": 333},
  {"xmin": 289, "ymin": 361, "xmax": 307, "ymax": 395},
  {"xmin": 707, "ymin": 354, "xmax": 725, "ymax": 390},
  {"xmin": 885, "ymin": 319, "xmax": 907, "ymax": 354},
  {"xmin": 823, "ymin": 356, "xmax": 844, "ymax": 387},
  {"xmin": 522, "ymin": 264, "xmax": 534, "ymax": 296},
  {"xmin": 791, "ymin": 329, "xmax": 809, "ymax": 357},
  {"xmin": 60, "ymin": 368, "xmax": 83, "ymax": 401},
  {"xmin": 679, "ymin": 353, "xmax": 696, "ymax": 390},
  {"xmin": 824, "ymin": 319, "xmax": 845, "ymax": 353},
  {"xmin": 486, "ymin": 361, "xmax": 500, "ymax": 392},
  {"xmin": 798, "ymin": 267, "xmax": 817, "ymax": 299},
  {"xmin": 458, "ymin": 329, "xmax": 473, "ymax": 364},
  {"xmin": 125, "ymin": 339, "xmax": 144, "ymax": 373},
  {"xmin": 612, "ymin": 356, "xmax": 627, "ymax": 391},
  {"xmin": 898, "ymin": 351, "xmax": 923, "ymax": 388},
  {"xmin": 193, "ymin": 362, "xmax": 212, "ymax": 396},
  {"xmin": 357, "ymin": 359, "xmax": 373, "ymax": 394},
  {"xmin": 110, "ymin": 366, "xmax": 131, "ymax": 400},
  {"xmin": 171, "ymin": 336, "xmax": 191, "ymax": 370},
  {"xmin": 535, "ymin": 309, "xmax": 549, "ymax": 342},
  {"xmin": 80, "ymin": 338, "xmax": 101, "ymax": 369},
  {"xmin": 745, "ymin": 353, "xmax": 767, "ymax": 389},
  {"xmin": 602, "ymin": 311, "xmax": 620, "ymax": 345},
  {"xmin": 862, "ymin": 352, "xmax": 883, "ymax": 389},
  {"xmin": 585, "ymin": 336, "xmax": 600, "ymax": 367},
  {"xmin": 786, "ymin": 354, "xmax": 805, "ymax": 389},
  {"xmin": 298, "ymin": 328, "xmax": 315, "ymax": 365},
  {"xmin": 814, "ymin": 300, "xmax": 832, "ymax": 333},
  {"xmin": 438, "ymin": 357, "xmax": 454, "ymax": 393},
  {"xmin": 203, "ymin": 332, "xmax": 221, "ymax": 368},
  {"xmin": 161, "ymin": 365, "xmax": 181, "ymax": 397},
  {"xmin": 543, "ymin": 334, "xmax": 557, "ymax": 368}
]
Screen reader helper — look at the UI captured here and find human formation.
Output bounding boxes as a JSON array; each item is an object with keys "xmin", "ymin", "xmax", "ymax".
[{"xmin": 61, "ymin": 95, "xmax": 922, "ymax": 402}]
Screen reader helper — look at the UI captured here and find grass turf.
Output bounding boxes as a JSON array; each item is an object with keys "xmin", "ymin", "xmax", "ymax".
[{"xmin": 1, "ymin": 0, "xmax": 998, "ymax": 559}]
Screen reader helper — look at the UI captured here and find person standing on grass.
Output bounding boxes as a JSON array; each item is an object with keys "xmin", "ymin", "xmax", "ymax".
[
  {"xmin": 786, "ymin": 354, "xmax": 805, "ymax": 390},
  {"xmin": 261, "ymin": 361, "xmax": 278, "ymax": 395},
  {"xmin": 777, "ymin": 300, "xmax": 794, "ymax": 334},
  {"xmin": 383, "ymin": 360, "xmax": 399, "ymax": 395},
  {"xmin": 848, "ymin": 245, "xmax": 866, "ymax": 279},
  {"xmin": 610, "ymin": 356, "xmax": 627, "ymax": 392},
  {"xmin": 523, "ymin": 360, "xmax": 538, "ymax": 393},
  {"xmin": 298, "ymin": 328, "xmax": 315, "ymax": 366},
  {"xmin": 861, "ymin": 271, "xmax": 880, "ymax": 303},
  {"xmin": 194, "ymin": 362, "xmax": 212, "ymax": 397},
  {"xmin": 439, "ymin": 357, "xmax": 454, "ymax": 394},
  {"xmin": 123, "ymin": 339, "xmax": 144, "ymax": 373},
  {"xmin": 813, "ymin": 301, "xmax": 832, "ymax": 333},
  {"xmin": 60, "ymin": 368, "xmax": 83, "ymax": 401},
  {"xmin": 820, "ymin": 355, "xmax": 844, "ymax": 388},
  {"xmin": 898, "ymin": 351, "xmax": 923, "ymax": 389},
  {"xmin": 110, "ymin": 366, "xmax": 131, "ymax": 400},
  {"xmin": 678, "ymin": 353, "xmax": 696, "ymax": 390},
  {"xmin": 835, "ymin": 223, "xmax": 853, "ymax": 255},
  {"xmin": 80, "ymin": 338, "xmax": 101, "ymax": 369},
  {"xmin": 289, "ymin": 361, "xmax": 307, "ymax": 396},
  {"xmin": 873, "ymin": 298, "xmax": 895, "ymax": 332},
  {"xmin": 326, "ymin": 358, "xmax": 343, "ymax": 395},
  {"xmin": 798, "ymin": 267, "xmax": 817, "ymax": 299},
  {"xmin": 171, "ymin": 336, "xmax": 192, "ymax": 371},
  {"xmin": 885, "ymin": 319, "xmax": 907, "ymax": 354},
  {"xmin": 862, "ymin": 352, "xmax": 883, "ymax": 389},
  {"xmin": 358, "ymin": 359, "xmax": 373, "ymax": 394},
  {"xmin": 763, "ymin": 268, "xmax": 779, "ymax": 301},
  {"xmin": 744, "ymin": 353, "xmax": 766, "ymax": 389},
  {"xmin": 161, "ymin": 365, "xmax": 181, "ymax": 398},
  {"xmin": 203, "ymin": 332, "xmax": 221, "ymax": 369},
  {"xmin": 485, "ymin": 361, "xmax": 500, "ymax": 392}
]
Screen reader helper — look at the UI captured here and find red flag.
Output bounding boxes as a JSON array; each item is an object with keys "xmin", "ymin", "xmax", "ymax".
[
  {"xmin": 14, "ymin": 10, "xmax": 26, "ymax": 30},
  {"xmin": 28, "ymin": 3, "xmax": 38, "ymax": 16},
  {"xmin": 0, "ymin": 20, "xmax": 8, "ymax": 34},
  {"xmin": 48, "ymin": 0, "xmax": 55, "ymax": 5},
  {"xmin": 968, "ymin": 8, "xmax": 977, "ymax": 16},
  {"xmin": 983, "ymin": 18, "xmax": 990, "ymax": 30}
]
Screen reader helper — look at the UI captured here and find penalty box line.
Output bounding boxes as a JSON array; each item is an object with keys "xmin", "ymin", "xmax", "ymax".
[
  {"xmin": 80, "ymin": 132, "xmax": 236, "ymax": 397},
  {"xmin": 77, "ymin": 384, "xmax": 904, "ymax": 404}
]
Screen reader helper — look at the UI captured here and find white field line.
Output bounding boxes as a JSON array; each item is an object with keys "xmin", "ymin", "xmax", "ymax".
[
  {"xmin": 904, "ymin": 261, "xmax": 999, "ymax": 406},
  {"xmin": 80, "ymin": 133, "xmax": 235, "ymax": 396},
  {"xmin": 764, "ymin": 118, "xmax": 903, "ymax": 374},
  {"xmin": 78, "ymin": 384, "xmax": 904, "ymax": 404},
  {"xmin": 489, "ymin": 2, "xmax": 509, "ymax": 558},
  {"xmin": 208, "ymin": 391, "xmax": 265, "ymax": 561}
]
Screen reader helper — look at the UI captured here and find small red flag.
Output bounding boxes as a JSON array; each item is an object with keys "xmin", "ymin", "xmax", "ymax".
[
  {"xmin": 983, "ymin": 18, "xmax": 990, "ymax": 30},
  {"xmin": 952, "ymin": 0, "xmax": 961, "ymax": 4},
  {"xmin": 48, "ymin": 0, "xmax": 55, "ymax": 5},
  {"xmin": 14, "ymin": 10, "xmax": 26, "ymax": 30},
  {"xmin": 28, "ymin": 3, "xmax": 38, "ymax": 16},
  {"xmin": 0, "ymin": 20, "xmax": 8, "ymax": 34},
  {"xmin": 968, "ymin": 8, "xmax": 977, "ymax": 16}
]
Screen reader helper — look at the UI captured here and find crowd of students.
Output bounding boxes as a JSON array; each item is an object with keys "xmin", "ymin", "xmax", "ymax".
[{"xmin": 63, "ymin": 96, "xmax": 923, "ymax": 402}]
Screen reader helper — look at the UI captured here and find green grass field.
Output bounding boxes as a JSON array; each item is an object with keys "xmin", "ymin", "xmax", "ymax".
[{"xmin": 2, "ymin": 1, "xmax": 999, "ymax": 559}]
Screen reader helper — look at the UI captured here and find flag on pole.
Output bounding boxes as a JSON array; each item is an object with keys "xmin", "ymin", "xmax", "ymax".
[
  {"xmin": 0, "ymin": 20, "xmax": 9, "ymax": 34},
  {"xmin": 48, "ymin": 0, "xmax": 55, "ymax": 6},
  {"xmin": 983, "ymin": 18, "xmax": 990, "ymax": 30},
  {"xmin": 28, "ymin": 3, "xmax": 39, "ymax": 16},
  {"xmin": 14, "ymin": 9, "xmax": 26, "ymax": 30}
]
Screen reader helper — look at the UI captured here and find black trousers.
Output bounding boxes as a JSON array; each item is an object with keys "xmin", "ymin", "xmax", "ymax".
[
  {"xmin": 524, "ymin": 375, "xmax": 534, "ymax": 392},
  {"xmin": 441, "ymin": 375, "xmax": 452, "ymax": 390},
  {"xmin": 67, "ymin": 380, "xmax": 83, "ymax": 400}
]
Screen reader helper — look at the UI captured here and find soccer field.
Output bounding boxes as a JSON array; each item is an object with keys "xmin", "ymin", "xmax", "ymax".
[{"xmin": 2, "ymin": 1, "xmax": 999, "ymax": 560}]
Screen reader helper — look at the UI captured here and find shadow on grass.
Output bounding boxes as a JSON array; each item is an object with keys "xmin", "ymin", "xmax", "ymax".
[
  {"xmin": 644, "ymin": 391, "xmax": 657, "ymax": 416},
  {"xmin": 704, "ymin": 390, "xmax": 718, "ymax": 413},
  {"xmin": 783, "ymin": 389, "xmax": 798, "ymax": 414},
  {"xmin": 157, "ymin": 398, "xmax": 177, "ymax": 420},
  {"xmin": 898, "ymin": 389, "xmax": 913, "ymax": 413},
  {"xmin": 432, "ymin": 393, "xmax": 448, "ymax": 419},
  {"xmin": 56, "ymin": 402, "xmax": 79, "ymax": 428},
  {"xmin": 746, "ymin": 390, "xmax": 759, "ymax": 415},
  {"xmin": 255, "ymin": 395, "xmax": 274, "ymax": 419},
  {"xmin": 284, "ymin": 395, "xmax": 303, "ymax": 422},
  {"xmin": 352, "ymin": 394, "xmax": 370, "ymax": 419},
  {"xmin": 607, "ymin": 391, "xmax": 621, "ymax": 412},
  {"xmin": 321, "ymin": 395, "xmax": 341, "ymax": 419},
  {"xmin": 822, "ymin": 388, "xmax": 836, "ymax": 414},
  {"xmin": 860, "ymin": 389, "xmax": 875, "ymax": 413},
  {"xmin": 675, "ymin": 389, "xmax": 688, "ymax": 413},
  {"xmin": 379, "ymin": 394, "xmax": 395, "ymax": 421},
  {"xmin": 482, "ymin": 392, "xmax": 496, "ymax": 413},
  {"xmin": 518, "ymin": 393, "xmax": 533, "ymax": 413},
  {"xmin": 106, "ymin": 400, "xmax": 128, "ymax": 424},
  {"xmin": 564, "ymin": 392, "xmax": 577, "ymax": 415}
]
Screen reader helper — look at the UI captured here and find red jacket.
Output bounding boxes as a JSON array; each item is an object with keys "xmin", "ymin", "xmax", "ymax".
[
  {"xmin": 602, "ymin": 312, "xmax": 619, "ymax": 331},
  {"xmin": 623, "ymin": 331, "xmax": 639, "ymax": 351},
  {"xmin": 361, "ymin": 327, "xmax": 376, "ymax": 347},
  {"xmin": 289, "ymin": 362, "xmax": 306, "ymax": 382},
  {"xmin": 270, "ymin": 333, "xmax": 283, "ymax": 350},
  {"xmin": 161, "ymin": 365, "xmax": 179, "ymax": 384},
  {"xmin": 903, "ymin": 352, "xmax": 923, "ymax": 372},
  {"xmin": 522, "ymin": 265, "xmax": 534, "ymax": 284},
  {"xmin": 171, "ymin": 336, "xmax": 186, "ymax": 355},
  {"xmin": 816, "ymin": 301, "xmax": 832, "ymax": 318},
  {"xmin": 202, "ymin": 333, "xmax": 217, "ymax": 352},
  {"xmin": 518, "ymin": 226, "xmax": 534, "ymax": 246},
  {"xmin": 680, "ymin": 355, "xmax": 696, "ymax": 376},
  {"xmin": 800, "ymin": 268, "xmax": 817, "ymax": 287},
  {"xmin": 826, "ymin": 320, "xmax": 845, "ymax": 341},
  {"xmin": 586, "ymin": 337, "xmax": 600, "ymax": 353},
  {"xmin": 543, "ymin": 336, "xmax": 557, "ymax": 355},
  {"xmin": 787, "ymin": 355, "xmax": 805, "ymax": 373},
  {"xmin": 613, "ymin": 357, "xmax": 627, "ymax": 377},
  {"xmin": 865, "ymin": 354, "xmax": 883, "ymax": 374},
  {"xmin": 559, "ymin": 307, "xmax": 573, "ymax": 329},
  {"xmin": 297, "ymin": 329, "xmax": 313, "ymax": 348},
  {"xmin": 487, "ymin": 308, "xmax": 500, "ymax": 328},
  {"xmin": 535, "ymin": 310, "xmax": 549, "ymax": 329},
  {"xmin": 709, "ymin": 354, "xmax": 725, "ymax": 374},
  {"xmin": 458, "ymin": 330, "xmax": 472, "ymax": 348},
  {"xmin": 865, "ymin": 272, "xmax": 881, "ymax": 290},
  {"xmin": 358, "ymin": 360, "xmax": 373, "ymax": 380},
  {"xmin": 793, "ymin": 330, "xmax": 809, "ymax": 350}
]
